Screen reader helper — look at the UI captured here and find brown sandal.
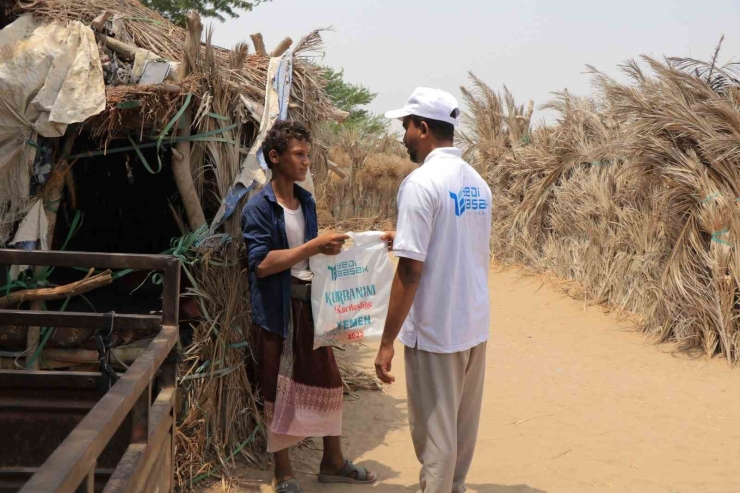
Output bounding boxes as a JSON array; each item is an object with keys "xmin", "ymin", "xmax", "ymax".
[
  {"xmin": 318, "ymin": 460, "xmax": 377, "ymax": 484},
  {"xmin": 272, "ymin": 478, "xmax": 303, "ymax": 492}
]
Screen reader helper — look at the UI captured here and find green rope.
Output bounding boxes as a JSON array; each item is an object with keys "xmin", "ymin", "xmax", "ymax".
[
  {"xmin": 64, "ymin": 123, "xmax": 238, "ymax": 160},
  {"xmin": 701, "ymin": 192, "xmax": 720, "ymax": 204},
  {"xmin": 26, "ymin": 297, "xmax": 72, "ymax": 369},
  {"xmin": 206, "ymin": 112, "xmax": 231, "ymax": 121},
  {"xmin": 0, "ymin": 211, "xmax": 83, "ymax": 294},
  {"xmin": 156, "ymin": 93, "xmax": 193, "ymax": 172},
  {"xmin": 711, "ymin": 229, "xmax": 731, "ymax": 246},
  {"xmin": 127, "ymin": 134, "xmax": 161, "ymax": 174}
]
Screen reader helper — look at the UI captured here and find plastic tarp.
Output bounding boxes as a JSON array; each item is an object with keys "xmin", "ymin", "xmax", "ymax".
[
  {"xmin": 0, "ymin": 14, "xmax": 105, "ymax": 244},
  {"xmin": 210, "ymin": 53, "xmax": 294, "ymax": 232},
  {"xmin": 8, "ymin": 198, "xmax": 49, "ymax": 280}
]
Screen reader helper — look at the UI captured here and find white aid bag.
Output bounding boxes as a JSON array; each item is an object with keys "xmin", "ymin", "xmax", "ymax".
[{"xmin": 310, "ymin": 231, "xmax": 394, "ymax": 349}]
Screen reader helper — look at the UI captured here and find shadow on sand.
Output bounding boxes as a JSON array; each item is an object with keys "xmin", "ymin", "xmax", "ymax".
[{"xmin": 210, "ymin": 345, "xmax": 544, "ymax": 493}]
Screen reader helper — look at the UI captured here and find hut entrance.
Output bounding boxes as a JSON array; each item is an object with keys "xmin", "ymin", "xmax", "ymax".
[
  {"xmin": 48, "ymin": 138, "xmax": 186, "ymax": 316},
  {"xmin": 58, "ymin": 138, "xmax": 183, "ymax": 255}
]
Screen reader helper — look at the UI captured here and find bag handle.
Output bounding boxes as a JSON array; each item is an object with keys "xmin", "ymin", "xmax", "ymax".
[{"xmin": 345, "ymin": 231, "xmax": 385, "ymax": 249}]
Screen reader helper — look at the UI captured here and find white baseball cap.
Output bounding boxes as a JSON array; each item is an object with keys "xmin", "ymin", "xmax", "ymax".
[{"xmin": 385, "ymin": 87, "xmax": 461, "ymax": 128}]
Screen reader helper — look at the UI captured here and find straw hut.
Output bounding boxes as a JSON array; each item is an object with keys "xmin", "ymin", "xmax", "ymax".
[{"xmin": 0, "ymin": 0, "xmax": 359, "ymax": 487}]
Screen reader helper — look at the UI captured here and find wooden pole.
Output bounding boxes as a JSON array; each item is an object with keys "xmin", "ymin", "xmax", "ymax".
[
  {"xmin": 326, "ymin": 160, "xmax": 347, "ymax": 179},
  {"xmin": 95, "ymin": 33, "xmax": 141, "ymax": 61},
  {"xmin": 250, "ymin": 33, "xmax": 268, "ymax": 56},
  {"xmin": 171, "ymin": 11, "xmax": 206, "ymax": 232},
  {"xmin": 0, "ymin": 269, "xmax": 112, "ymax": 308},
  {"xmin": 26, "ymin": 131, "xmax": 78, "ymax": 369},
  {"xmin": 331, "ymin": 108, "xmax": 351, "ymax": 123},
  {"xmin": 269, "ymin": 37, "xmax": 293, "ymax": 58},
  {"xmin": 90, "ymin": 11, "xmax": 111, "ymax": 32}
]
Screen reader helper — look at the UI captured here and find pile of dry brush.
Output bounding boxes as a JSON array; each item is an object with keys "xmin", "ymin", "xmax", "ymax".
[
  {"xmin": 316, "ymin": 127, "xmax": 416, "ymax": 231},
  {"xmin": 461, "ymin": 45, "xmax": 740, "ymax": 363}
]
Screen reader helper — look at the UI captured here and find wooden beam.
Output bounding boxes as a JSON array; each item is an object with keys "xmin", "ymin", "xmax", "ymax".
[
  {"xmin": 269, "ymin": 37, "xmax": 293, "ymax": 57},
  {"xmin": 171, "ymin": 12, "xmax": 206, "ymax": 232},
  {"xmin": 0, "ymin": 269, "xmax": 112, "ymax": 308},
  {"xmin": 90, "ymin": 11, "xmax": 111, "ymax": 32},
  {"xmin": 0, "ymin": 311, "xmax": 161, "ymax": 331},
  {"xmin": 95, "ymin": 33, "xmax": 140, "ymax": 61},
  {"xmin": 18, "ymin": 326, "xmax": 178, "ymax": 493},
  {"xmin": 240, "ymin": 94, "xmax": 264, "ymax": 123},
  {"xmin": 0, "ymin": 249, "xmax": 175, "ymax": 271},
  {"xmin": 102, "ymin": 388, "xmax": 175, "ymax": 493},
  {"xmin": 33, "ymin": 346, "xmax": 146, "ymax": 365},
  {"xmin": 0, "ymin": 370, "xmax": 101, "ymax": 389},
  {"xmin": 250, "ymin": 33, "xmax": 267, "ymax": 56},
  {"xmin": 331, "ymin": 108, "xmax": 351, "ymax": 123},
  {"xmin": 327, "ymin": 160, "xmax": 348, "ymax": 179}
]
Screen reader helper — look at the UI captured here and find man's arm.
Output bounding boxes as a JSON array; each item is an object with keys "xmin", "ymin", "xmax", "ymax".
[
  {"xmin": 255, "ymin": 233, "xmax": 349, "ymax": 278},
  {"xmin": 375, "ymin": 256, "xmax": 424, "ymax": 384},
  {"xmin": 255, "ymin": 242, "xmax": 317, "ymax": 278}
]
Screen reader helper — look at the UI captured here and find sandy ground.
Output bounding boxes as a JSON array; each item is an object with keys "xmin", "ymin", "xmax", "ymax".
[{"xmin": 214, "ymin": 267, "xmax": 740, "ymax": 493}]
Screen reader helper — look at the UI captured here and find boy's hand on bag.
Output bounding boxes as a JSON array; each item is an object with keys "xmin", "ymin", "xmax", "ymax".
[
  {"xmin": 374, "ymin": 342, "xmax": 396, "ymax": 384},
  {"xmin": 312, "ymin": 233, "xmax": 349, "ymax": 255},
  {"xmin": 381, "ymin": 231, "xmax": 395, "ymax": 252}
]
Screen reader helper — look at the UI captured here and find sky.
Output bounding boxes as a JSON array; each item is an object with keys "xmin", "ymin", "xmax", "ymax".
[{"xmin": 212, "ymin": 0, "xmax": 740, "ymax": 130}]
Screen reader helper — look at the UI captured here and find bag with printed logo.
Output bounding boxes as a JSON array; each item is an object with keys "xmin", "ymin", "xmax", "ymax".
[{"xmin": 310, "ymin": 231, "xmax": 394, "ymax": 349}]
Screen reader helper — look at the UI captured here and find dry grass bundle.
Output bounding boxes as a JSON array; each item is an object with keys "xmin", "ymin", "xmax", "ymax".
[
  {"xmin": 176, "ymin": 249, "xmax": 263, "ymax": 489},
  {"xmin": 13, "ymin": 0, "xmax": 336, "ymax": 147},
  {"xmin": 85, "ymin": 83, "xmax": 196, "ymax": 143},
  {"xmin": 462, "ymin": 53, "xmax": 740, "ymax": 363},
  {"xmin": 14, "ymin": 0, "xmax": 189, "ymax": 61},
  {"xmin": 316, "ymin": 127, "xmax": 415, "ymax": 230}
]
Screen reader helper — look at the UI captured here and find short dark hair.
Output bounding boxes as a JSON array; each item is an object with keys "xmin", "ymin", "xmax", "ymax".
[
  {"xmin": 262, "ymin": 120, "xmax": 312, "ymax": 169},
  {"xmin": 409, "ymin": 115, "xmax": 455, "ymax": 141}
]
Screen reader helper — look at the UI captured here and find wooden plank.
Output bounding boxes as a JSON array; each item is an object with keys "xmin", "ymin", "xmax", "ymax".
[
  {"xmin": 19, "ymin": 326, "xmax": 178, "ymax": 493},
  {"xmin": 158, "ymin": 362, "xmax": 177, "ymax": 493},
  {"xmin": 86, "ymin": 464, "xmax": 95, "ymax": 493},
  {"xmin": 0, "ymin": 468, "xmax": 115, "ymax": 476},
  {"xmin": 140, "ymin": 435, "xmax": 166, "ymax": 493},
  {"xmin": 0, "ymin": 468, "xmax": 114, "ymax": 493},
  {"xmin": 162, "ymin": 433, "xmax": 172, "ymax": 493},
  {"xmin": 100, "ymin": 388, "xmax": 175, "ymax": 493},
  {"xmin": 130, "ymin": 383, "xmax": 150, "ymax": 444},
  {"xmin": 99, "ymin": 444, "xmax": 145, "ymax": 493},
  {"xmin": 102, "ymin": 393, "xmax": 173, "ymax": 493},
  {"xmin": 128, "ymin": 417, "xmax": 170, "ymax": 493},
  {"xmin": 160, "ymin": 261, "xmax": 180, "ymax": 327},
  {"xmin": 0, "ymin": 371, "xmax": 101, "ymax": 389},
  {"xmin": 148, "ymin": 388, "xmax": 176, "ymax": 439},
  {"xmin": 0, "ymin": 311, "xmax": 160, "ymax": 331},
  {"xmin": 0, "ymin": 250, "xmax": 173, "ymax": 271},
  {"xmin": 0, "ymin": 396, "xmax": 96, "ymax": 411}
]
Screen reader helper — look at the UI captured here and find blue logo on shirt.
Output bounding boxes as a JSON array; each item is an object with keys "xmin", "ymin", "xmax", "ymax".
[{"xmin": 449, "ymin": 187, "xmax": 488, "ymax": 217}]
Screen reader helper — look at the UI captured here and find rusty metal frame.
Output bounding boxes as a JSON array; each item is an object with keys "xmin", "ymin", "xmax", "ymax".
[{"xmin": 0, "ymin": 249, "xmax": 181, "ymax": 493}]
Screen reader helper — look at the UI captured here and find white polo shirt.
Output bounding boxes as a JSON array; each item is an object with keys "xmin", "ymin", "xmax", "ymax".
[{"xmin": 394, "ymin": 147, "xmax": 492, "ymax": 353}]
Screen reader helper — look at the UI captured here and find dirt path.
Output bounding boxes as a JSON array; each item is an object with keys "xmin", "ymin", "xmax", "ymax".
[{"xmin": 226, "ymin": 267, "xmax": 740, "ymax": 493}]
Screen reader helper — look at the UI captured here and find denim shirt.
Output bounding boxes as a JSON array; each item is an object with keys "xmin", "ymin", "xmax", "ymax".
[{"xmin": 242, "ymin": 182, "xmax": 318, "ymax": 338}]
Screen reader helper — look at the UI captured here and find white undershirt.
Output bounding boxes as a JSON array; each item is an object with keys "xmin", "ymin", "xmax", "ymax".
[{"xmin": 280, "ymin": 202, "xmax": 313, "ymax": 281}]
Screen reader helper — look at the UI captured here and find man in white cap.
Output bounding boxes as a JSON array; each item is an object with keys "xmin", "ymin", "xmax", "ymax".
[{"xmin": 375, "ymin": 88, "xmax": 492, "ymax": 493}]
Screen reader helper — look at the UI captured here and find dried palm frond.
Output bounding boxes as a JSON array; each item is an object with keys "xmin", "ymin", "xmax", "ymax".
[
  {"xmin": 315, "ymin": 125, "xmax": 415, "ymax": 230},
  {"xmin": 463, "ymin": 54, "xmax": 740, "ymax": 363}
]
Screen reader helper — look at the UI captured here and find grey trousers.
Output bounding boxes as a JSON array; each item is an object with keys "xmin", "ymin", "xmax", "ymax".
[{"xmin": 405, "ymin": 342, "xmax": 487, "ymax": 493}]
